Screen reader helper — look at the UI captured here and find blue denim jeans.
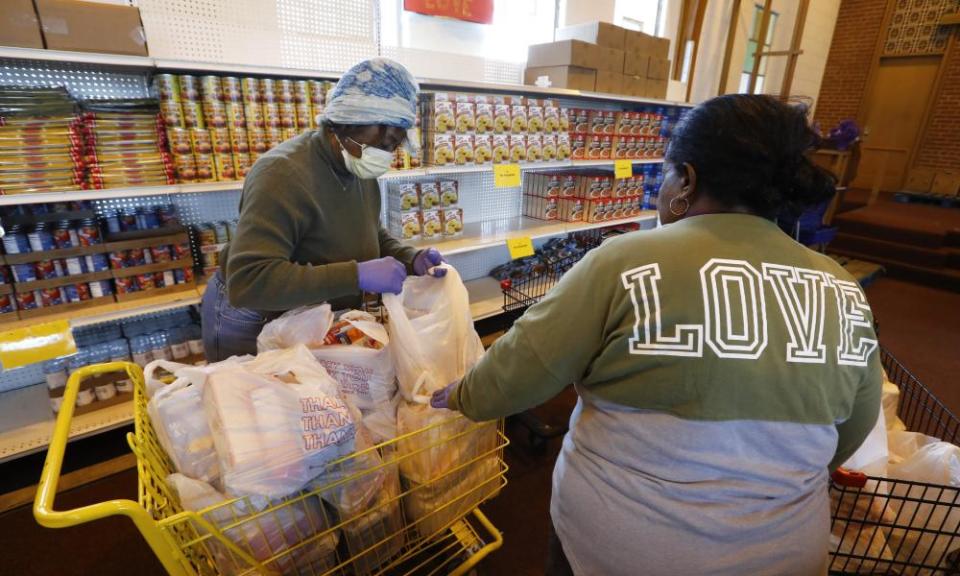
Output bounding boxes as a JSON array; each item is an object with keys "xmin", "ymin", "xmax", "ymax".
[{"xmin": 201, "ymin": 271, "xmax": 268, "ymax": 362}]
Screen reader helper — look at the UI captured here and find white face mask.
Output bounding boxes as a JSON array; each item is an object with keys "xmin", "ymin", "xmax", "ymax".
[{"xmin": 337, "ymin": 135, "xmax": 394, "ymax": 179}]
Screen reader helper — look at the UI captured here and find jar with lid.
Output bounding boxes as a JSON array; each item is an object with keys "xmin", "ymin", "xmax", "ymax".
[
  {"xmin": 168, "ymin": 327, "xmax": 191, "ymax": 360},
  {"xmin": 2, "ymin": 225, "xmax": 31, "ymax": 254},
  {"xmin": 43, "ymin": 358, "xmax": 68, "ymax": 390},
  {"xmin": 150, "ymin": 331, "xmax": 173, "ymax": 362},
  {"xmin": 28, "ymin": 223, "xmax": 56, "ymax": 252},
  {"xmin": 52, "ymin": 221, "xmax": 79, "ymax": 249},
  {"xmin": 130, "ymin": 336, "xmax": 152, "ymax": 367},
  {"xmin": 78, "ymin": 219, "xmax": 102, "ymax": 246}
]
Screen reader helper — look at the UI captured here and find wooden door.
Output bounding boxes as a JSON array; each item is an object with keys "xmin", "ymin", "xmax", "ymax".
[{"xmin": 853, "ymin": 56, "xmax": 940, "ymax": 192}]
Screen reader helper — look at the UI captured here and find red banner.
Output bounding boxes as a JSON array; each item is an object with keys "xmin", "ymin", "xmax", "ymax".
[{"xmin": 403, "ymin": 0, "xmax": 494, "ymax": 25}]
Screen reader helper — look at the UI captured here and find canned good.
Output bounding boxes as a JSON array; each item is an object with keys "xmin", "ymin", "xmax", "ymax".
[
  {"xmin": 63, "ymin": 255, "xmax": 85, "ymax": 276},
  {"xmin": 173, "ymin": 268, "xmax": 186, "ymax": 284},
  {"xmin": 243, "ymin": 102, "xmax": 265, "ymax": 128},
  {"xmin": 137, "ymin": 272, "xmax": 157, "ymax": 290},
  {"xmin": 173, "ymin": 154, "xmax": 198, "ymax": 181},
  {"xmin": 308, "ymin": 80, "xmax": 325, "ymax": 105},
  {"xmin": 182, "ymin": 101, "xmax": 204, "ymax": 128},
  {"xmin": 155, "ymin": 74, "xmax": 180, "ymax": 101},
  {"xmin": 105, "ymin": 212, "xmax": 121, "ymax": 234},
  {"xmin": 260, "ymin": 78, "xmax": 278, "ymax": 101},
  {"xmin": 202, "ymin": 101, "xmax": 227, "ymax": 128},
  {"xmin": 190, "ymin": 126, "xmax": 213, "ymax": 155},
  {"xmin": 158, "ymin": 270, "xmax": 175, "ymax": 288},
  {"xmin": 15, "ymin": 290, "xmax": 39, "ymax": 310},
  {"xmin": 222, "ymin": 77, "xmax": 242, "ymax": 101},
  {"xmin": 11, "ymin": 263, "xmax": 37, "ymax": 283},
  {"xmin": 43, "ymin": 358, "xmax": 68, "ymax": 390},
  {"xmin": 179, "ymin": 75, "xmax": 200, "ymax": 101},
  {"xmin": 200, "ymin": 75, "xmax": 224, "ymax": 101},
  {"xmin": 263, "ymin": 103, "xmax": 281, "ymax": 128},
  {"xmin": 160, "ymin": 100, "xmax": 184, "ymax": 128},
  {"xmin": 214, "ymin": 153, "xmax": 237, "ymax": 180},
  {"xmin": 39, "ymin": 287, "xmax": 64, "ymax": 307},
  {"xmin": 114, "ymin": 276, "xmax": 138, "ymax": 294},
  {"xmin": 150, "ymin": 245, "xmax": 172, "ymax": 262},
  {"xmin": 109, "ymin": 251, "xmax": 126, "ymax": 270},
  {"xmin": 85, "ymin": 253, "xmax": 110, "ymax": 272},
  {"xmin": 248, "ymin": 129, "xmax": 269, "ymax": 153},
  {"xmin": 75, "ymin": 282, "xmax": 91, "ymax": 301},
  {"xmin": 120, "ymin": 208, "xmax": 138, "ymax": 231},
  {"xmin": 168, "ymin": 127, "xmax": 192, "ymax": 154},
  {"xmin": 234, "ymin": 153, "xmax": 252, "ymax": 177},
  {"xmin": 225, "ymin": 102, "xmax": 246, "ymax": 129},
  {"xmin": 295, "ymin": 102, "xmax": 313, "ymax": 129},
  {"xmin": 78, "ymin": 219, "xmax": 101, "ymax": 246},
  {"xmin": 51, "ymin": 221, "xmax": 77, "ymax": 249},
  {"xmin": 172, "ymin": 242, "xmax": 191, "ymax": 260},
  {"xmin": 0, "ymin": 293, "xmax": 15, "ymax": 314},
  {"xmin": 230, "ymin": 127, "xmax": 250, "ymax": 153},
  {"xmin": 34, "ymin": 259, "xmax": 64, "ymax": 280},
  {"xmin": 50, "ymin": 396, "xmax": 64, "ymax": 413},
  {"xmin": 62, "ymin": 284, "xmax": 81, "ymax": 303},
  {"xmin": 88, "ymin": 280, "xmax": 113, "ymax": 298},
  {"xmin": 2, "ymin": 225, "xmax": 30, "ymax": 254},
  {"xmin": 211, "ymin": 127, "xmax": 231, "ymax": 154},
  {"xmin": 136, "ymin": 207, "xmax": 160, "ymax": 230},
  {"xmin": 29, "ymin": 223, "xmax": 56, "ymax": 252},
  {"xmin": 195, "ymin": 154, "xmax": 215, "ymax": 181},
  {"xmin": 94, "ymin": 382, "xmax": 117, "ymax": 401},
  {"xmin": 241, "ymin": 77, "xmax": 261, "ymax": 102},
  {"xmin": 294, "ymin": 80, "xmax": 309, "ymax": 104}
]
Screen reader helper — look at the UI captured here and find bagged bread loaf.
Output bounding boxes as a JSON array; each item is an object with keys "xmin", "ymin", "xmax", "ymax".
[{"xmin": 204, "ymin": 345, "xmax": 356, "ymax": 499}]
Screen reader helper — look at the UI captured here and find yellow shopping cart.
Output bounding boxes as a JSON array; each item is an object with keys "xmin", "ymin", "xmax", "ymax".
[{"xmin": 34, "ymin": 361, "xmax": 509, "ymax": 575}]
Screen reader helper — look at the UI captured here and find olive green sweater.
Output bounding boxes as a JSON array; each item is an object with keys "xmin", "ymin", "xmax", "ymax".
[{"xmin": 222, "ymin": 127, "xmax": 418, "ymax": 312}]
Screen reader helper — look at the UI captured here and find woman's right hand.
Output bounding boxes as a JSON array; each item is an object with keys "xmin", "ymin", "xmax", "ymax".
[{"xmin": 357, "ymin": 256, "xmax": 407, "ymax": 294}]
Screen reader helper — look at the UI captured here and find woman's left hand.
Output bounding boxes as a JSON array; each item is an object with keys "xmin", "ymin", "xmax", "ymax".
[{"xmin": 413, "ymin": 248, "xmax": 447, "ymax": 277}]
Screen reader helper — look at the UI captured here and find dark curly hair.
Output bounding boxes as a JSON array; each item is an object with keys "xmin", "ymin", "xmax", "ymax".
[{"xmin": 665, "ymin": 94, "xmax": 836, "ymax": 218}]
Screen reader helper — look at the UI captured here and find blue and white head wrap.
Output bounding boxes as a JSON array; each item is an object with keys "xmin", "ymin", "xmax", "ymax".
[{"xmin": 323, "ymin": 58, "xmax": 419, "ymax": 130}]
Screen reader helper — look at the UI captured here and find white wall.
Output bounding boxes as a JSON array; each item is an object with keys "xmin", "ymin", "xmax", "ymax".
[
  {"xmin": 560, "ymin": 0, "xmax": 616, "ymax": 27},
  {"xmin": 792, "ymin": 0, "xmax": 841, "ymax": 112}
]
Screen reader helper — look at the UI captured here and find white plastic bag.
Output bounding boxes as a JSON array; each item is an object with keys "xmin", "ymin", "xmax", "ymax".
[
  {"xmin": 260, "ymin": 306, "xmax": 400, "ymax": 442},
  {"xmin": 256, "ymin": 303, "xmax": 334, "ymax": 352},
  {"xmin": 146, "ymin": 357, "xmax": 251, "ymax": 484},
  {"xmin": 885, "ymin": 436, "xmax": 960, "ymax": 573},
  {"xmin": 204, "ymin": 345, "xmax": 356, "ymax": 498},
  {"xmin": 382, "ymin": 265, "xmax": 484, "ymax": 403},
  {"xmin": 843, "ymin": 401, "xmax": 889, "ymax": 476},
  {"xmin": 167, "ymin": 473, "xmax": 338, "ymax": 575}
]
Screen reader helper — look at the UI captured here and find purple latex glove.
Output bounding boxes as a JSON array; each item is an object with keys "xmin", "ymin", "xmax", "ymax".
[
  {"xmin": 430, "ymin": 382, "xmax": 458, "ymax": 410},
  {"xmin": 413, "ymin": 248, "xmax": 447, "ymax": 277},
  {"xmin": 357, "ymin": 256, "xmax": 406, "ymax": 294}
]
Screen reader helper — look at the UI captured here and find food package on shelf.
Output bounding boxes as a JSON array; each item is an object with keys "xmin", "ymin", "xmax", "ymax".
[
  {"xmin": 167, "ymin": 473, "xmax": 339, "ymax": 575},
  {"xmin": 526, "ymin": 133, "xmax": 543, "ymax": 163},
  {"xmin": 388, "ymin": 182, "xmax": 420, "ymax": 213},
  {"xmin": 510, "ymin": 99, "xmax": 528, "ymax": 134},
  {"xmin": 509, "ymin": 134, "xmax": 527, "ymax": 163},
  {"xmin": 439, "ymin": 180, "xmax": 458, "ymax": 207},
  {"xmin": 441, "ymin": 208, "xmax": 463, "ymax": 237},
  {"xmin": 454, "ymin": 133, "xmax": 474, "ymax": 165},
  {"xmin": 541, "ymin": 133, "xmax": 558, "ymax": 162},
  {"xmin": 524, "ymin": 193, "xmax": 559, "ymax": 221},
  {"xmin": 428, "ymin": 133, "xmax": 454, "ymax": 165},
  {"xmin": 493, "ymin": 98, "xmax": 512, "ymax": 134},
  {"xmin": 203, "ymin": 345, "xmax": 356, "ymax": 499},
  {"xmin": 454, "ymin": 95, "xmax": 475, "ymax": 134},
  {"xmin": 421, "ymin": 209, "xmax": 442, "ymax": 240},
  {"xmin": 526, "ymin": 100, "xmax": 544, "ymax": 133},
  {"xmin": 474, "ymin": 95, "xmax": 494, "ymax": 134},
  {"xmin": 492, "ymin": 134, "xmax": 510, "ymax": 163},
  {"xmin": 419, "ymin": 181, "xmax": 441, "ymax": 210},
  {"xmin": 570, "ymin": 133, "xmax": 587, "ymax": 160},
  {"xmin": 560, "ymin": 197, "xmax": 586, "ymax": 222},
  {"xmin": 474, "ymin": 133, "xmax": 493, "ymax": 164}
]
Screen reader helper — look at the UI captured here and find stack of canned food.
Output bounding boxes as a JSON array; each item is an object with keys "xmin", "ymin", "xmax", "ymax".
[
  {"xmin": 157, "ymin": 72, "xmax": 329, "ymax": 184},
  {"xmin": 196, "ymin": 219, "xmax": 238, "ymax": 271},
  {"xmin": 102, "ymin": 203, "xmax": 181, "ymax": 235},
  {"xmin": 2, "ymin": 218, "xmax": 113, "ymax": 312},
  {"xmin": 110, "ymin": 239, "xmax": 195, "ymax": 296}
]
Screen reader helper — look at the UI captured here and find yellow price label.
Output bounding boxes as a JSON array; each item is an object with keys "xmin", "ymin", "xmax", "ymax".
[
  {"xmin": 0, "ymin": 320, "xmax": 76, "ymax": 370},
  {"xmin": 494, "ymin": 163, "xmax": 521, "ymax": 188},
  {"xmin": 506, "ymin": 236, "xmax": 535, "ymax": 260},
  {"xmin": 614, "ymin": 159, "xmax": 633, "ymax": 179}
]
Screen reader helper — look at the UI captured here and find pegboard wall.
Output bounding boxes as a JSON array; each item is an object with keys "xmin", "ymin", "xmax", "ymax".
[
  {"xmin": 133, "ymin": 0, "xmax": 379, "ymax": 71},
  {"xmin": 0, "ymin": 59, "xmax": 151, "ymax": 100}
]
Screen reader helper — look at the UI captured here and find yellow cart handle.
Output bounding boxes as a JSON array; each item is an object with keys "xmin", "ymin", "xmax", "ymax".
[{"xmin": 33, "ymin": 361, "xmax": 191, "ymax": 576}]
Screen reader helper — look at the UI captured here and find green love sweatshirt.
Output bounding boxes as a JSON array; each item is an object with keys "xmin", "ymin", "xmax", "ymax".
[
  {"xmin": 221, "ymin": 126, "xmax": 418, "ymax": 312},
  {"xmin": 448, "ymin": 213, "xmax": 882, "ymax": 575}
]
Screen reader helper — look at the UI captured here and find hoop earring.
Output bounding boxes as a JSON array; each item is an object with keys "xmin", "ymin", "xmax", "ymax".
[{"xmin": 669, "ymin": 196, "xmax": 689, "ymax": 216}]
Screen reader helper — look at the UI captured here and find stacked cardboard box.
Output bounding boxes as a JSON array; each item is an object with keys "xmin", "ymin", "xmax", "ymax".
[{"xmin": 524, "ymin": 21, "xmax": 671, "ymax": 100}]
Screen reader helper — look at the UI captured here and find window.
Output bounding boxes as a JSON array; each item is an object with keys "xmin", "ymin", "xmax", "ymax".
[{"xmin": 739, "ymin": 4, "xmax": 778, "ymax": 94}]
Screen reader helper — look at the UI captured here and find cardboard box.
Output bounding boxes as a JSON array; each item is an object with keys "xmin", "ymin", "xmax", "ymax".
[
  {"xmin": 555, "ymin": 21, "xmax": 626, "ymax": 50},
  {"xmin": 623, "ymin": 75, "xmax": 649, "ymax": 97},
  {"xmin": 524, "ymin": 65, "xmax": 596, "ymax": 91},
  {"xmin": 624, "ymin": 53, "xmax": 650, "ymax": 77},
  {"xmin": 648, "ymin": 58, "xmax": 670, "ymax": 80},
  {"xmin": 624, "ymin": 30, "xmax": 652, "ymax": 55},
  {"xmin": 645, "ymin": 79, "xmax": 668, "ymax": 100},
  {"xmin": 34, "ymin": 0, "xmax": 147, "ymax": 56},
  {"xmin": 649, "ymin": 36, "xmax": 671, "ymax": 60},
  {"xmin": 0, "ymin": 0, "xmax": 44, "ymax": 49},
  {"xmin": 527, "ymin": 40, "xmax": 600, "ymax": 69},
  {"xmin": 595, "ymin": 70, "xmax": 625, "ymax": 95},
  {"xmin": 596, "ymin": 46, "xmax": 626, "ymax": 73}
]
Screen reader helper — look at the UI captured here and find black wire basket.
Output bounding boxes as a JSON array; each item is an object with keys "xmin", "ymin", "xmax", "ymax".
[{"xmin": 829, "ymin": 349, "xmax": 960, "ymax": 575}]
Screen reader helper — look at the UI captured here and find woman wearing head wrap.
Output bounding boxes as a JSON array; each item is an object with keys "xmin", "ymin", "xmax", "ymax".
[{"xmin": 201, "ymin": 58, "xmax": 444, "ymax": 362}]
